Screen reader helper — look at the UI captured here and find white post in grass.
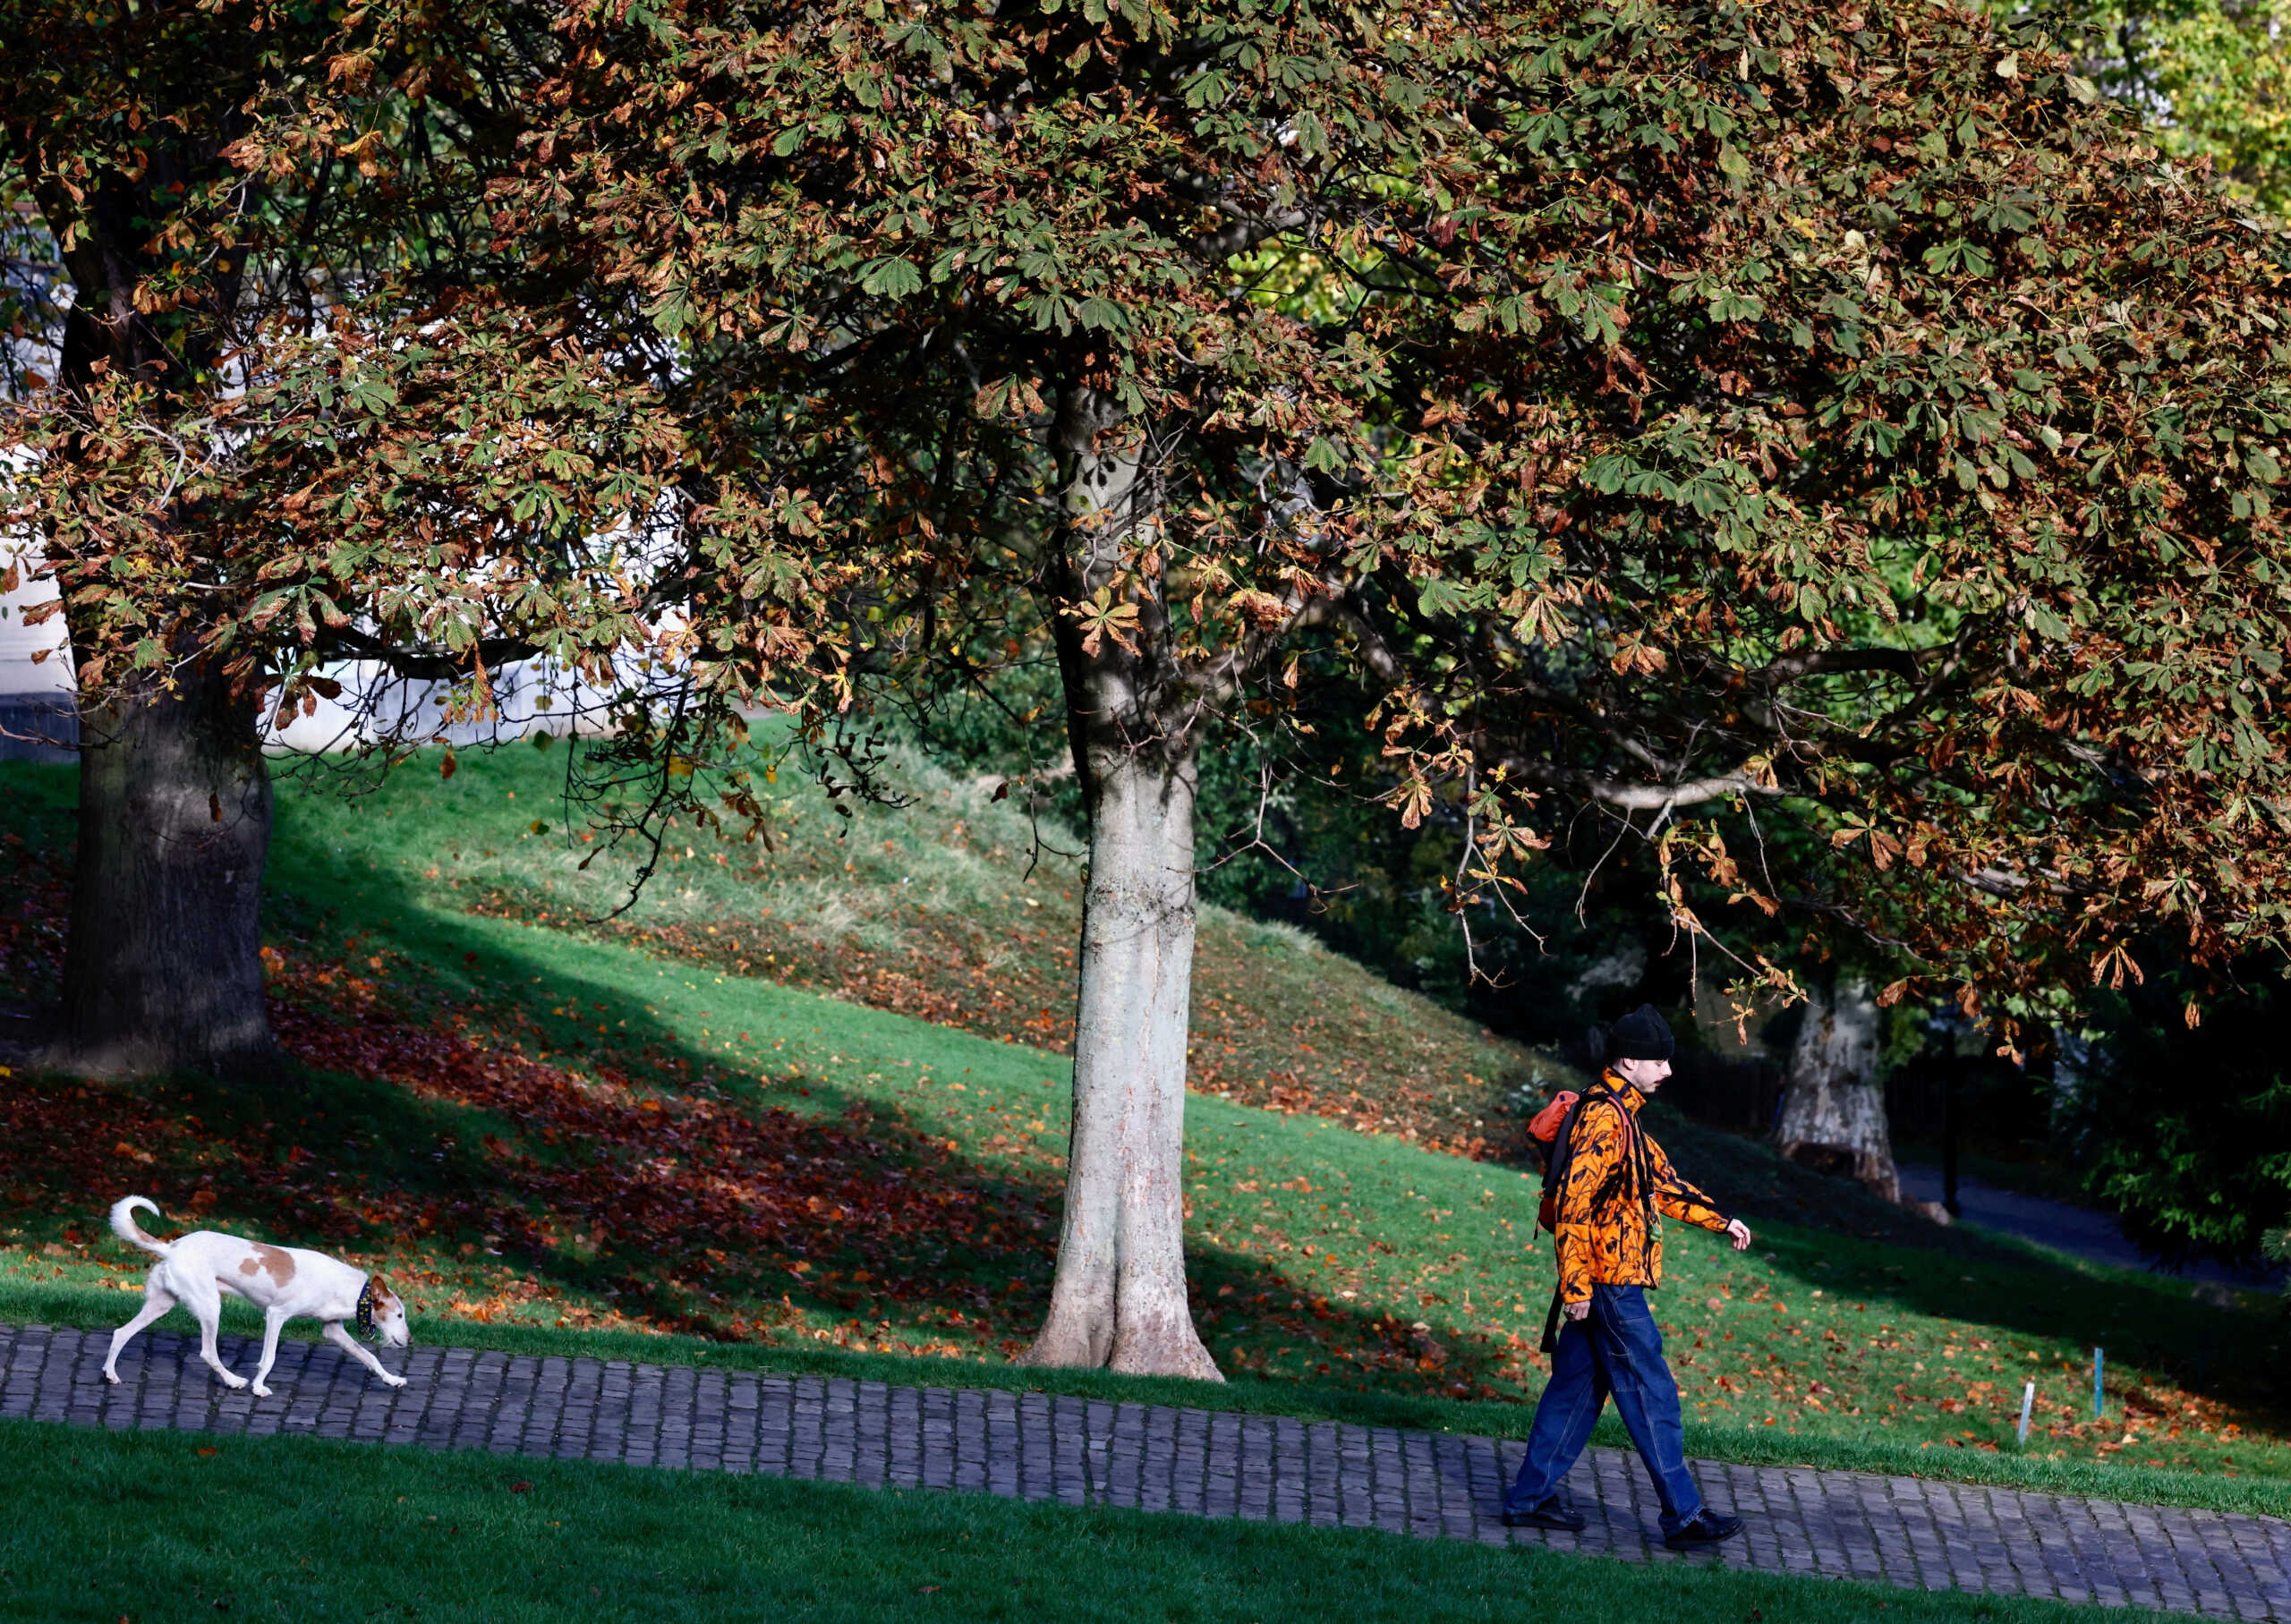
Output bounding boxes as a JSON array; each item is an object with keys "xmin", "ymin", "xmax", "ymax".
[{"xmin": 2017, "ymin": 1381, "xmax": 2036, "ymax": 1447}]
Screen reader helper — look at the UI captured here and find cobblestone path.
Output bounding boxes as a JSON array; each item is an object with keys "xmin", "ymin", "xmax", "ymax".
[{"xmin": 11, "ymin": 1322, "xmax": 2287, "ymax": 1618}]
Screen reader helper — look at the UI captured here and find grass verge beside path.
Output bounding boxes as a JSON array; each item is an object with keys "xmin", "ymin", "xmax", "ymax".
[
  {"xmin": 6, "ymin": 1278, "xmax": 2283, "ymax": 1520},
  {"xmin": 3, "ymin": 1419, "xmax": 2126, "ymax": 1624}
]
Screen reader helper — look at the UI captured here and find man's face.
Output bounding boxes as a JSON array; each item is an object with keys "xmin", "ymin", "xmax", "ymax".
[{"xmin": 1614, "ymin": 1056, "xmax": 1672, "ymax": 1091}]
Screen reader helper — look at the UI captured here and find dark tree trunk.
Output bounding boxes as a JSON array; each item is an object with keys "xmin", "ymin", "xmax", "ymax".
[
  {"xmin": 49, "ymin": 667, "xmax": 277, "ymax": 1077},
  {"xmin": 31, "ymin": 129, "xmax": 277, "ymax": 1080}
]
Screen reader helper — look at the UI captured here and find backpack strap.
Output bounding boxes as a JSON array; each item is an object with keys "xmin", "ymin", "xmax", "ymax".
[
  {"xmin": 1540, "ymin": 1084, "xmax": 1619, "ymax": 1221},
  {"xmin": 1543, "ymin": 1082, "xmax": 1654, "ymax": 1230}
]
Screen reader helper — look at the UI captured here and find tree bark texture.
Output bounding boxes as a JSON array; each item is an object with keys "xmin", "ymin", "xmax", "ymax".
[
  {"xmin": 1018, "ymin": 718, "xmax": 1219, "ymax": 1378},
  {"xmin": 1018, "ymin": 392, "xmax": 1222, "ymax": 1381},
  {"xmin": 36, "ymin": 130, "xmax": 277, "ymax": 1079},
  {"xmin": 1772, "ymin": 975, "xmax": 1900, "ymax": 1203},
  {"xmin": 51, "ymin": 668, "xmax": 277, "ymax": 1077}
]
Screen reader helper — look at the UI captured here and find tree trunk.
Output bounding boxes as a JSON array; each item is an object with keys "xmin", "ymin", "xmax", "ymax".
[
  {"xmin": 1772, "ymin": 974, "xmax": 1899, "ymax": 1203},
  {"xmin": 1018, "ymin": 719, "xmax": 1219, "ymax": 1378},
  {"xmin": 49, "ymin": 667, "xmax": 277, "ymax": 1077},
  {"xmin": 1018, "ymin": 388, "xmax": 1221, "ymax": 1380}
]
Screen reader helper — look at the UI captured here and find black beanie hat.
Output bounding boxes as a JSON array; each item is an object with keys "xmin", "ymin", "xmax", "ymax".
[{"xmin": 1607, "ymin": 1003, "xmax": 1675, "ymax": 1062}]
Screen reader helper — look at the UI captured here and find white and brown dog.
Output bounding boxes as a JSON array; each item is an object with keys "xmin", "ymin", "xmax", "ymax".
[{"xmin": 103, "ymin": 1195, "xmax": 410, "ymax": 1398}]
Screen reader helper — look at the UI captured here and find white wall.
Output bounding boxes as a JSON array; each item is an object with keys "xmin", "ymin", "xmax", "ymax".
[
  {"xmin": 0, "ymin": 535, "xmax": 70, "ymax": 698},
  {"xmin": 0, "ymin": 540, "xmax": 615, "ymax": 754}
]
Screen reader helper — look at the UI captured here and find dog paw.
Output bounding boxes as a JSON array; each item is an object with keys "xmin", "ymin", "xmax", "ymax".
[
  {"xmin": 221, "ymin": 1373, "xmax": 249, "ymax": 1390},
  {"xmin": 382, "ymin": 1373, "xmax": 408, "ymax": 1389},
  {"xmin": 251, "ymin": 1383, "xmax": 272, "ymax": 1399},
  {"xmin": 103, "ymin": 1370, "xmax": 120, "ymax": 1385}
]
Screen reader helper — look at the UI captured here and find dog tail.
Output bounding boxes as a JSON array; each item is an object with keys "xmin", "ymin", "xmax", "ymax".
[{"xmin": 109, "ymin": 1195, "xmax": 171, "ymax": 1257}]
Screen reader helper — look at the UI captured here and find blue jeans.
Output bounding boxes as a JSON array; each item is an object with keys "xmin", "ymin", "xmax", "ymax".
[{"xmin": 1504, "ymin": 1284, "xmax": 1703, "ymax": 1535}]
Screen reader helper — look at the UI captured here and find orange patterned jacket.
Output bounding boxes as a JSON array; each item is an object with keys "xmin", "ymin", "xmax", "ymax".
[{"xmin": 1553, "ymin": 1072, "xmax": 1731, "ymax": 1305}]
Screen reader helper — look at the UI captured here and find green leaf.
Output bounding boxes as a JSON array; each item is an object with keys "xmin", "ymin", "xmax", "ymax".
[
  {"xmin": 1580, "ymin": 455, "xmax": 1632, "ymax": 495},
  {"xmin": 860, "ymin": 257, "xmax": 924, "ymax": 299},
  {"xmin": 1921, "ymin": 239, "xmax": 1995, "ymax": 278},
  {"xmin": 1075, "ymin": 295, "xmax": 1128, "ymax": 333},
  {"xmin": 1413, "ymin": 575, "xmax": 1478, "ymax": 617}
]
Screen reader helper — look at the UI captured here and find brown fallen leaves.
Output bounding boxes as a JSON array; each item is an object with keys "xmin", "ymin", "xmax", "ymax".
[
  {"xmin": 266, "ymin": 967, "xmax": 1065, "ymax": 1347},
  {"xmin": 474, "ymin": 888, "xmax": 1538, "ymax": 1166}
]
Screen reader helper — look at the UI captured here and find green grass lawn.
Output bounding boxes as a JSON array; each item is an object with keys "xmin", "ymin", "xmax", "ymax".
[
  {"xmin": 301, "ymin": 734, "xmax": 1561, "ymax": 1157},
  {"xmin": 2, "ymin": 750, "xmax": 2287, "ymax": 1516},
  {"xmin": 0, "ymin": 1419, "xmax": 2125, "ymax": 1624}
]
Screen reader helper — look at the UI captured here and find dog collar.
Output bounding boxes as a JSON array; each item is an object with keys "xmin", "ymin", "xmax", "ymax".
[{"xmin": 355, "ymin": 1278, "xmax": 377, "ymax": 1341}]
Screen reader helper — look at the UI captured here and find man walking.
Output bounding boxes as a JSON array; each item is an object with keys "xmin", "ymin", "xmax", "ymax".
[{"xmin": 1504, "ymin": 1003, "xmax": 1753, "ymax": 1549}]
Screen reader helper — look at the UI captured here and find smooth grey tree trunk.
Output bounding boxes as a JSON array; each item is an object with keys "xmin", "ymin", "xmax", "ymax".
[
  {"xmin": 1773, "ymin": 974, "xmax": 1899, "ymax": 1202},
  {"xmin": 50, "ymin": 667, "xmax": 277, "ymax": 1077},
  {"xmin": 1018, "ymin": 389, "xmax": 1222, "ymax": 1380},
  {"xmin": 1018, "ymin": 722, "xmax": 1219, "ymax": 1378}
]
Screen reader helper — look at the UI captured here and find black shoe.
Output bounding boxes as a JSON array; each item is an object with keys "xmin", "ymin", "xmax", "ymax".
[
  {"xmin": 1501, "ymin": 1501, "xmax": 1588, "ymax": 1532},
  {"xmin": 1664, "ymin": 1509, "xmax": 1745, "ymax": 1551}
]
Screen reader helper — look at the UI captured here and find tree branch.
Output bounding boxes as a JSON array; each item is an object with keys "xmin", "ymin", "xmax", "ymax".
[{"xmin": 324, "ymin": 626, "xmax": 542, "ymax": 679}]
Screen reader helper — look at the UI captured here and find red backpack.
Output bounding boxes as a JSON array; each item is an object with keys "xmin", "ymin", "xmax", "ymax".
[
  {"xmin": 1527, "ymin": 1091, "xmax": 1582, "ymax": 1234},
  {"xmin": 1526, "ymin": 1084, "xmax": 1647, "ymax": 1234}
]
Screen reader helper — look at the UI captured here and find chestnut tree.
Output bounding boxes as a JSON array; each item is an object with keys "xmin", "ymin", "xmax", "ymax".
[
  {"xmin": 0, "ymin": 0, "xmax": 688, "ymax": 1074},
  {"xmin": 468, "ymin": 0, "xmax": 2291, "ymax": 1374}
]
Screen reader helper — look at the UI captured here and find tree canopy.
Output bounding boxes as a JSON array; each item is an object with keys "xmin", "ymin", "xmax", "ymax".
[
  {"xmin": 465, "ymin": 0, "xmax": 2291, "ymax": 1019},
  {"xmin": 0, "ymin": 0, "xmax": 676, "ymax": 730},
  {"xmin": 0, "ymin": 0, "xmax": 706, "ymax": 1068}
]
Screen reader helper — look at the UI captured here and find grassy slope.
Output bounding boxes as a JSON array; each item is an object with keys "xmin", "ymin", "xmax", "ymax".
[
  {"xmin": 0, "ymin": 1422, "xmax": 2123, "ymax": 1624},
  {"xmin": 430, "ymin": 739, "xmax": 1560, "ymax": 1157},
  {"xmin": 1, "ymin": 751, "xmax": 2287, "ymax": 1513},
  {"xmin": 252, "ymin": 740, "xmax": 2144, "ymax": 1246}
]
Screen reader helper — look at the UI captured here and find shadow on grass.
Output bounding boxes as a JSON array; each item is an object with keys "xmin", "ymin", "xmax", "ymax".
[{"xmin": 1648, "ymin": 1101, "xmax": 2290, "ymax": 1416}]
